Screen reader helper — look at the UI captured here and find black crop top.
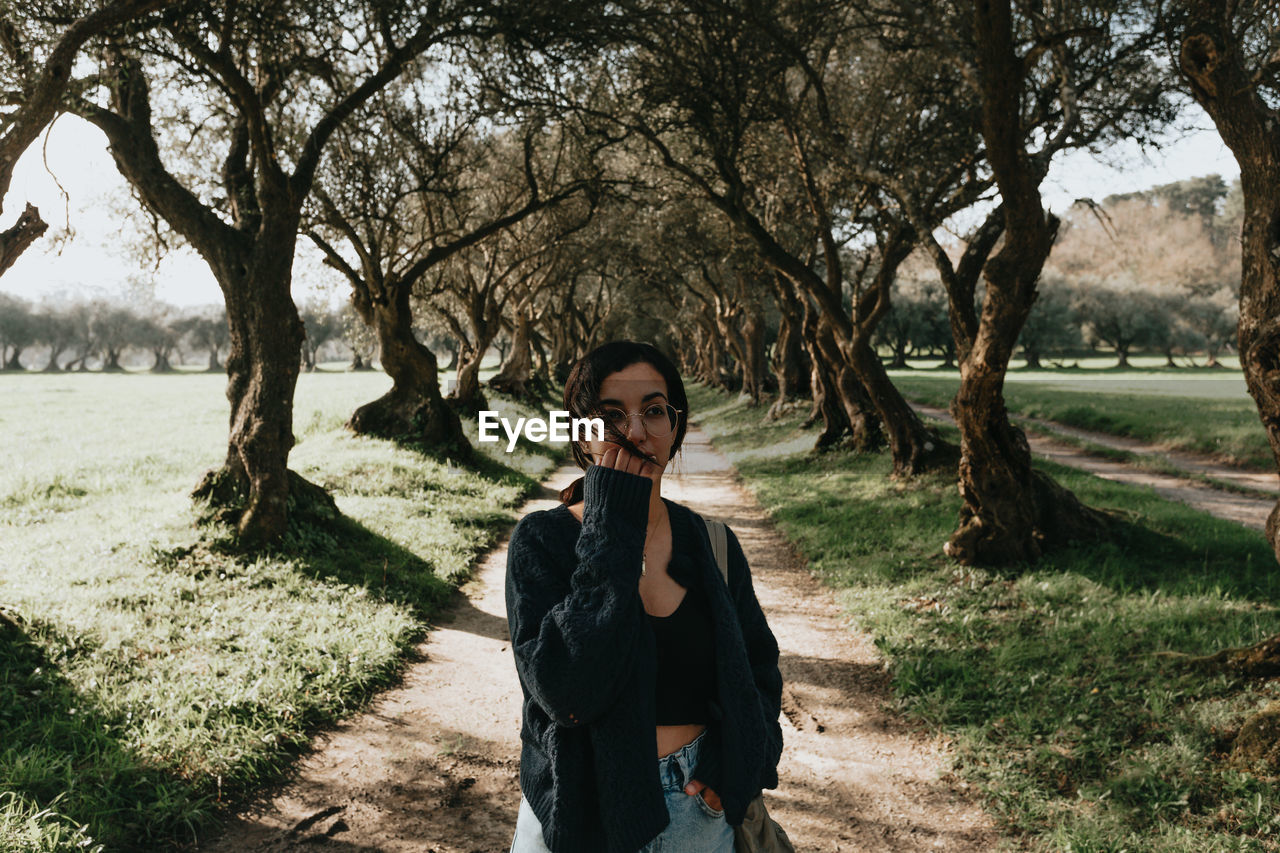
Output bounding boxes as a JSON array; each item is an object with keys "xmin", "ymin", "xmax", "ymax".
[{"xmin": 648, "ymin": 579, "xmax": 717, "ymax": 725}]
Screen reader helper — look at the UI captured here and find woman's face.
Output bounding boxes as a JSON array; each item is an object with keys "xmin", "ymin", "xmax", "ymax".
[{"xmin": 582, "ymin": 361, "xmax": 679, "ymax": 475}]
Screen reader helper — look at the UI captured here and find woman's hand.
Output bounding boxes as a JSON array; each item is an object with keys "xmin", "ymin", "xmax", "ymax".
[
  {"xmin": 684, "ymin": 778, "xmax": 721, "ymax": 811},
  {"xmin": 593, "ymin": 442, "xmax": 662, "ymax": 480}
]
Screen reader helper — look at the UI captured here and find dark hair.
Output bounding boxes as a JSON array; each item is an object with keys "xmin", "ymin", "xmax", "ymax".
[{"xmin": 559, "ymin": 340, "xmax": 689, "ymax": 504}]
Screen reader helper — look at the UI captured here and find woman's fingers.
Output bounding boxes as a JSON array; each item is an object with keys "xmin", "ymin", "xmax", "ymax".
[
  {"xmin": 589, "ymin": 440, "xmax": 665, "ymax": 483},
  {"xmin": 598, "ymin": 444, "xmax": 619, "ymax": 468},
  {"xmin": 684, "ymin": 779, "xmax": 721, "ymax": 810},
  {"xmin": 625, "ymin": 451, "xmax": 646, "ymax": 476},
  {"xmin": 594, "ymin": 443, "xmax": 657, "ymax": 477}
]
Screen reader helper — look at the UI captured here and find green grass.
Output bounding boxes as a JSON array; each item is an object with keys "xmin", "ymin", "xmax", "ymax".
[
  {"xmin": 688, "ymin": 384, "xmax": 1280, "ymax": 852},
  {"xmin": 0, "ymin": 370, "xmax": 563, "ymax": 851},
  {"xmin": 889, "ymin": 371, "xmax": 1269, "ymax": 471}
]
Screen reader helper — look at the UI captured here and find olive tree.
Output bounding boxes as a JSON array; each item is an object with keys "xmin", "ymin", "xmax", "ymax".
[
  {"xmin": 64, "ymin": 0, "xmax": 514, "ymax": 545},
  {"xmin": 866, "ymin": 0, "xmax": 1179, "ymax": 563},
  {"xmin": 1174, "ymin": 0, "xmax": 1280, "ymax": 560}
]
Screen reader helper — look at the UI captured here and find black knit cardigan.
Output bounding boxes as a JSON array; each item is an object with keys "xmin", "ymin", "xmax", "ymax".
[{"xmin": 504, "ymin": 464, "xmax": 784, "ymax": 853}]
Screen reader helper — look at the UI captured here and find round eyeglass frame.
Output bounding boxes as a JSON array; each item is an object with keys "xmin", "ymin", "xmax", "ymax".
[{"xmin": 596, "ymin": 403, "xmax": 684, "ymax": 438}]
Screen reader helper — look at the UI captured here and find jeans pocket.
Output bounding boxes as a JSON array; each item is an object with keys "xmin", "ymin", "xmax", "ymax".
[{"xmin": 693, "ymin": 791, "xmax": 725, "ymax": 820}]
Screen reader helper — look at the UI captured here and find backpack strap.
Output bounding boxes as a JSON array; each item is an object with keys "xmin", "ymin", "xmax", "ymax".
[{"xmin": 699, "ymin": 514, "xmax": 730, "ymax": 587}]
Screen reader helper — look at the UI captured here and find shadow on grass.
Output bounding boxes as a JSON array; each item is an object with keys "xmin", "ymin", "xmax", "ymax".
[
  {"xmin": 0, "ymin": 609, "xmax": 211, "ymax": 851},
  {"xmin": 166, "ymin": 509, "xmax": 466, "ymax": 622},
  {"xmin": 1034, "ymin": 461, "xmax": 1280, "ymax": 603}
]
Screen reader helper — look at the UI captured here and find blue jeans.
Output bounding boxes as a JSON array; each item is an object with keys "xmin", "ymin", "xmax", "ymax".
[{"xmin": 509, "ymin": 730, "xmax": 734, "ymax": 852}]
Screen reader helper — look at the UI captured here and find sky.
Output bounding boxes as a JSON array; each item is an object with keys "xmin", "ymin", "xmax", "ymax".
[{"xmin": 0, "ymin": 106, "xmax": 1242, "ymax": 310}]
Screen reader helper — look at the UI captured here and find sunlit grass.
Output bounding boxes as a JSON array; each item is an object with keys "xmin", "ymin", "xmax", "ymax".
[
  {"xmin": 0, "ymin": 369, "xmax": 564, "ymax": 850},
  {"xmin": 690, "ymin": 383, "xmax": 1280, "ymax": 852}
]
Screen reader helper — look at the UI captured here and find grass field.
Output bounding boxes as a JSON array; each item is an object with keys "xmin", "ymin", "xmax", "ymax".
[
  {"xmin": 887, "ymin": 361, "xmax": 1271, "ymax": 471},
  {"xmin": 0, "ymin": 366, "xmax": 562, "ymax": 851},
  {"xmin": 688, "ymin": 383, "xmax": 1280, "ymax": 852}
]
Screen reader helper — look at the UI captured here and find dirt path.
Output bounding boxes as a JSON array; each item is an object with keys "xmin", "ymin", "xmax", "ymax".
[
  {"xmin": 198, "ymin": 426, "xmax": 999, "ymax": 853},
  {"xmin": 912, "ymin": 403, "xmax": 1274, "ymax": 531},
  {"xmin": 1017, "ymin": 413, "xmax": 1278, "ymax": 495}
]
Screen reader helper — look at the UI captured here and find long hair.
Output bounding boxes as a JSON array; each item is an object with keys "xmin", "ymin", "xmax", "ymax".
[{"xmin": 559, "ymin": 340, "xmax": 689, "ymax": 504}]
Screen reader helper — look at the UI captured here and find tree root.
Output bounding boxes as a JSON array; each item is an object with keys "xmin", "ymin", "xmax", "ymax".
[
  {"xmin": 892, "ymin": 436, "xmax": 960, "ymax": 479},
  {"xmin": 348, "ymin": 391, "xmax": 474, "ymax": 464},
  {"xmin": 1231, "ymin": 702, "xmax": 1280, "ymax": 769},
  {"xmin": 1155, "ymin": 634, "xmax": 1280, "ymax": 769},
  {"xmin": 1157, "ymin": 633, "xmax": 1280, "ymax": 680},
  {"xmin": 191, "ymin": 466, "xmax": 339, "ymax": 543}
]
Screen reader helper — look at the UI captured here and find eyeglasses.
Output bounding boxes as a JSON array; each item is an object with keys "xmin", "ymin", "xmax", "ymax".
[{"xmin": 598, "ymin": 403, "xmax": 683, "ymax": 438}]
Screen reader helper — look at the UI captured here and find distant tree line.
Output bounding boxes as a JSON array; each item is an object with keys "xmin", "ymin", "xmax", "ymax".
[
  {"xmin": 875, "ymin": 176, "xmax": 1242, "ymax": 370},
  {"xmin": 0, "ymin": 294, "xmax": 367, "ymax": 373}
]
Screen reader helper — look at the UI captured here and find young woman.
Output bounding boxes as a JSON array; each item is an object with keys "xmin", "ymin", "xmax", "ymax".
[{"xmin": 505, "ymin": 340, "xmax": 784, "ymax": 853}]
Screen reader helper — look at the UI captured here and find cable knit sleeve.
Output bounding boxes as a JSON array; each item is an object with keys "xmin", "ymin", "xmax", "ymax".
[
  {"xmin": 727, "ymin": 524, "xmax": 784, "ymax": 788},
  {"xmin": 505, "ymin": 464, "xmax": 652, "ymax": 728}
]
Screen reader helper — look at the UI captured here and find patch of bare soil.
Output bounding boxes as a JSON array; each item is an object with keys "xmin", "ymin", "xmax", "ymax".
[{"xmin": 196, "ymin": 427, "xmax": 1000, "ymax": 852}]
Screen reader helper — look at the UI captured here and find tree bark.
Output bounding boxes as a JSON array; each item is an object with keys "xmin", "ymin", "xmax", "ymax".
[
  {"xmin": 803, "ymin": 340, "xmax": 852, "ymax": 450},
  {"xmin": 193, "ymin": 243, "xmax": 336, "ymax": 547},
  {"xmin": 691, "ymin": 314, "xmax": 728, "ymax": 389},
  {"xmin": 451, "ymin": 337, "xmax": 492, "ymax": 411},
  {"xmin": 766, "ymin": 275, "xmax": 811, "ymax": 420},
  {"xmin": 734, "ymin": 297, "xmax": 768, "ymax": 405},
  {"xmin": 847, "ymin": 334, "xmax": 955, "ymax": 475},
  {"xmin": 0, "ymin": 204, "xmax": 48, "ymax": 279},
  {"xmin": 489, "ymin": 309, "xmax": 535, "ymax": 399},
  {"xmin": 808, "ymin": 311, "xmax": 881, "ymax": 451},
  {"xmin": 1179, "ymin": 5, "xmax": 1280, "ymax": 562},
  {"xmin": 348, "ymin": 280, "xmax": 471, "ymax": 457},
  {"xmin": 943, "ymin": 0, "xmax": 1108, "ymax": 564},
  {"xmin": 846, "ymin": 227, "xmax": 955, "ymax": 476}
]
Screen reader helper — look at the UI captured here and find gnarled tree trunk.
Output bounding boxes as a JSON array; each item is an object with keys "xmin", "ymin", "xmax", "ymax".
[
  {"xmin": 452, "ymin": 336, "xmax": 493, "ymax": 412},
  {"xmin": 0, "ymin": 204, "xmax": 48, "ymax": 279},
  {"xmin": 733, "ymin": 297, "xmax": 768, "ymax": 405},
  {"xmin": 806, "ymin": 309, "xmax": 882, "ymax": 452},
  {"xmin": 1171, "ymin": 5, "xmax": 1280, "ymax": 766},
  {"xmin": 1180, "ymin": 8, "xmax": 1280, "ymax": 563},
  {"xmin": 941, "ymin": 0, "xmax": 1108, "ymax": 563},
  {"xmin": 193, "ymin": 242, "xmax": 336, "ymax": 548},
  {"xmin": 101, "ymin": 347, "xmax": 125, "ymax": 372},
  {"xmin": 844, "ymin": 227, "xmax": 955, "ymax": 477},
  {"xmin": 767, "ymin": 275, "xmax": 810, "ymax": 420},
  {"xmin": 489, "ymin": 309, "xmax": 535, "ymax": 399},
  {"xmin": 348, "ymin": 280, "xmax": 471, "ymax": 457},
  {"xmin": 846, "ymin": 334, "xmax": 954, "ymax": 476}
]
